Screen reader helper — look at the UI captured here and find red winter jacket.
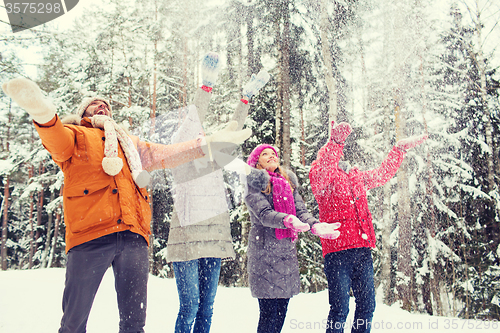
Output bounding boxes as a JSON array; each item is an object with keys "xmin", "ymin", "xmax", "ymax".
[{"xmin": 309, "ymin": 140, "xmax": 405, "ymax": 257}]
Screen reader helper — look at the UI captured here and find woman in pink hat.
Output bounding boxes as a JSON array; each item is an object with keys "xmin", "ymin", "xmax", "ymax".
[{"xmin": 244, "ymin": 144, "xmax": 341, "ymax": 333}]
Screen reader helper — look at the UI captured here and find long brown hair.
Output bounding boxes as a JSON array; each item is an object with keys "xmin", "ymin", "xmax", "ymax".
[{"xmin": 260, "ymin": 166, "xmax": 294, "ymax": 195}]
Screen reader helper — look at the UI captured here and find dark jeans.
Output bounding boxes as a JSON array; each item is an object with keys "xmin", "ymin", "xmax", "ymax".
[
  {"xmin": 172, "ymin": 257, "xmax": 222, "ymax": 333},
  {"xmin": 257, "ymin": 298, "xmax": 290, "ymax": 333},
  {"xmin": 324, "ymin": 247, "xmax": 376, "ymax": 333},
  {"xmin": 59, "ymin": 231, "xmax": 149, "ymax": 333}
]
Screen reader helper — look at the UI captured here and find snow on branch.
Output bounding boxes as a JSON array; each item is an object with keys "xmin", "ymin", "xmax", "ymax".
[{"xmin": 459, "ymin": 183, "xmax": 492, "ymax": 200}]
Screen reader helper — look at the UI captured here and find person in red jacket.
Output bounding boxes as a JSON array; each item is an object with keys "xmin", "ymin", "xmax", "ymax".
[{"xmin": 309, "ymin": 121, "xmax": 427, "ymax": 333}]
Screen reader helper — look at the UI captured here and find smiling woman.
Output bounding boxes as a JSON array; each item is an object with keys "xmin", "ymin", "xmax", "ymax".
[
  {"xmin": 255, "ymin": 148, "xmax": 279, "ymax": 172},
  {"xmin": 244, "ymin": 143, "xmax": 340, "ymax": 333}
]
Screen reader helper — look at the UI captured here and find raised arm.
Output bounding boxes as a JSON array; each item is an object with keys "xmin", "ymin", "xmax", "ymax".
[
  {"xmin": 309, "ymin": 121, "xmax": 351, "ymax": 195},
  {"xmin": 362, "ymin": 134, "xmax": 427, "ymax": 190},
  {"xmin": 231, "ymin": 69, "xmax": 270, "ymax": 130},
  {"xmin": 135, "ymin": 137, "xmax": 205, "ymax": 171},
  {"xmin": 362, "ymin": 147, "xmax": 405, "ymax": 190},
  {"xmin": 3, "ymin": 78, "xmax": 76, "ymax": 163}
]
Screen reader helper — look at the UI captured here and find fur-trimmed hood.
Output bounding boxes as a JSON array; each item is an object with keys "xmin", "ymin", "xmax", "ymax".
[
  {"xmin": 61, "ymin": 114, "xmax": 84, "ymax": 126},
  {"xmin": 61, "ymin": 115, "xmax": 131, "ymax": 136}
]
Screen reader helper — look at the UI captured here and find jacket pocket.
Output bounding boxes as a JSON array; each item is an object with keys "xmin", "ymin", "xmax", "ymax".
[{"xmin": 64, "ymin": 181, "xmax": 114, "ymax": 234}]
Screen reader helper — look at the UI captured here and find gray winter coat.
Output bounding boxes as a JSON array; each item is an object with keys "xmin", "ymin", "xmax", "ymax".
[
  {"xmin": 167, "ymin": 88, "xmax": 250, "ymax": 262},
  {"xmin": 245, "ymin": 168, "xmax": 319, "ymax": 299}
]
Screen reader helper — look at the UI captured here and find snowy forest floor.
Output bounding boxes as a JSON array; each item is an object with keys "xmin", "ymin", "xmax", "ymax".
[{"xmin": 0, "ymin": 268, "xmax": 498, "ymax": 333}]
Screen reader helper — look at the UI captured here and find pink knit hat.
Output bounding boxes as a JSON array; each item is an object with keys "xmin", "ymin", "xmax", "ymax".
[{"xmin": 247, "ymin": 144, "xmax": 279, "ymax": 167}]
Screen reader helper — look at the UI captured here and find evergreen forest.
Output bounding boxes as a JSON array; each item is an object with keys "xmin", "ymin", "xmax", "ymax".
[{"xmin": 1, "ymin": 0, "xmax": 500, "ymax": 320}]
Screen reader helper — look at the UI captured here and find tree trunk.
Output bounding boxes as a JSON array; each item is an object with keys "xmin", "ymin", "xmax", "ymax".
[
  {"xmin": 1, "ymin": 104, "xmax": 11, "ymax": 271},
  {"xmin": 149, "ymin": 0, "xmax": 159, "ymax": 273},
  {"xmin": 395, "ymin": 97, "xmax": 413, "ymax": 311},
  {"xmin": 35, "ymin": 162, "xmax": 45, "ymax": 243},
  {"xmin": 381, "ymin": 179, "xmax": 393, "ymax": 304},
  {"xmin": 380, "ymin": 0, "xmax": 393, "ymax": 305},
  {"xmin": 381, "ymin": 106, "xmax": 394, "ymax": 304},
  {"xmin": 357, "ymin": 21, "xmax": 368, "ymax": 122},
  {"xmin": 320, "ymin": 0, "xmax": 337, "ymax": 124},
  {"xmin": 275, "ymin": 15, "xmax": 283, "ymax": 154},
  {"xmin": 281, "ymin": 0, "xmax": 291, "ymax": 169},
  {"xmin": 1, "ymin": 176, "xmax": 9, "ymax": 271},
  {"xmin": 473, "ymin": 1, "xmax": 495, "ymax": 193},
  {"xmin": 246, "ymin": 1, "xmax": 256, "ymax": 75},
  {"xmin": 28, "ymin": 165, "xmax": 34, "ymax": 269},
  {"xmin": 48, "ymin": 186, "xmax": 63, "ymax": 268},
  {"xmin": 299, "ymin": 87, "xmax": 306, "ymax": 166},
  {"xmin": 391, "ymin": 0, "xmax": 414, "ymax": 311},
  {"xmin": 41, "ymin": 190, "xmax": 55, "ymax": 268}
]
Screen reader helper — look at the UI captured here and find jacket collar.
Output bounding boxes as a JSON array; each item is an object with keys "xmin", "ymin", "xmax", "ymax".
[
  {"xmin": 80, "ymin": 117, "xmax": 93, "ymax": 128},
  {"xmin": 61, "ymin": 115, "xmax": 94, "ymax": 128}
]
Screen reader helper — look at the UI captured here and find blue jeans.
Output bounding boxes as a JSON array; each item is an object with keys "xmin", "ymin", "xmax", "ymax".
[
  {"xmin": 324, "ymin": 248, "xmax": 376, "ymax": 333},
  {"xmin": 257, "ymin": 298, "xmax": 290, "ymax": 333},
  {"xmin": 59, "ymin": 231, "xmax": 149, "ymax": 333},
  {"xmin": 173, "ymin": 258, "xmax": 222, "ymax": 333}
]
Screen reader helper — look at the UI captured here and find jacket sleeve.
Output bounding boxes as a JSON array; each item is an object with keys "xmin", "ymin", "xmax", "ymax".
[
  {"xmin": 134, "ymin": 137, "xmax": 205, "ymax": 171},
  {"xmin": 192, "ymin": 87, "xmax": 211, "ymax": 123},
  {"xmin": 309, "ymin": 140, "xmax": 343, "ymax": 196},
  {"xmin": 362, "ymin": 146, "xmax": 406, "ymax": 190},
  {"xmin": 245, "ymin": 190, "xmax": 288, "ymax": 229},
  {"xmin": 33, "ymin": 115, "xmax": 76, "ymax": 163},
  {"xmin": 230, "ymin": 100, "xmax": 251, "ymax": 131}
]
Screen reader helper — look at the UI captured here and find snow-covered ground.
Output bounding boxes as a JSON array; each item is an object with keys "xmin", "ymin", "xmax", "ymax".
[{"xmin": 0, "ymin": 268, "xmax": 498, "ymax": 332}]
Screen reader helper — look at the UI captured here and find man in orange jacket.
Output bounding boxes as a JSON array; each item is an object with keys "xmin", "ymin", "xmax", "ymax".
[{"xmin": 2, "ymin": 77, "xmax": 251, "ymax": 333}]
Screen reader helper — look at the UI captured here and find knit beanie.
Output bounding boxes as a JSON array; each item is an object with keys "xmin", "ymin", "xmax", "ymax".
[
  {"xmin": 76, "ymin": 96, "xmax": 112, "ymax": 118},
  {"xmin": 247, "ymin": 144, "xmax": 279, "ymax": 167}
]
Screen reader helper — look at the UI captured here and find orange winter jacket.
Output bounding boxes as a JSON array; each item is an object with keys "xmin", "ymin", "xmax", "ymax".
[{"xmin": 34, "ymin": 115, "xmax": 204, "ymax": 252}]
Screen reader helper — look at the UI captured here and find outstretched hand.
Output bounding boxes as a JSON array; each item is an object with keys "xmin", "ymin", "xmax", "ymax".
[
  {"xmin": 311, "ymin": 222, "xmax": 341, "ymax": 239},
  {"xmin": 201, "ymin": 52, "xmax": 220, "ymax": 88},
  {"xmin": 330, "ymin": 121, "xmax": 352, "ymax": 144},
  {"xmin": 213, "ymin": 151, "xmax": 251, "ymax": 175},
  {"xmin": 242, "ymin": 69, "xmax": 270, "ymax": 100},
  {"xmin": 202, "ymin": 121, "xmax": 252, "ymax": 160},
  {"xmin": 2, "ymin": 77, "xmax": 56, "ymax": 124},
  {"xmin": 284, "ymin": 215, "xmax": 310, "ymax": 232},
  {"xmin": 395, "ymin": 134, "xmax": 428, "ymax": 152}
]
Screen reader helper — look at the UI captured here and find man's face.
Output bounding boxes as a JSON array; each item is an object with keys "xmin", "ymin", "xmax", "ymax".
[{"xmin": 83, "ymin": 100, "xmax": 111, "ymax": 117}]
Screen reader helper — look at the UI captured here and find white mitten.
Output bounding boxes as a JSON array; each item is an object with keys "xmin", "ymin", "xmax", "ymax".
[
  {"xmin": 2, "ymin": 77, "xmax": 56, "ymax": 124},
  {"xmin": 201, "ymin": 52, "xmax": 220, "ymax": 88},
  {"xmin": 242, "ymin": 69, "xmax": 270, "ymax": 99},
  {"xmin": 311, "ymin": 222, "xmax": 341, "ymax": 239},
  {"xmin": 133, "ymin": 170, "xmax": 151, "ymax": 188},
  {"xmin": 203, "ymin": 121, "xmax": 252, "ymax": 160},
  {"xmin": 219, "ymin": 154, "xmax": 251, "ymax": 175},
  {"xmin": 284, "ymin": 215, "xmax": 310, "ymax": 232}
]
